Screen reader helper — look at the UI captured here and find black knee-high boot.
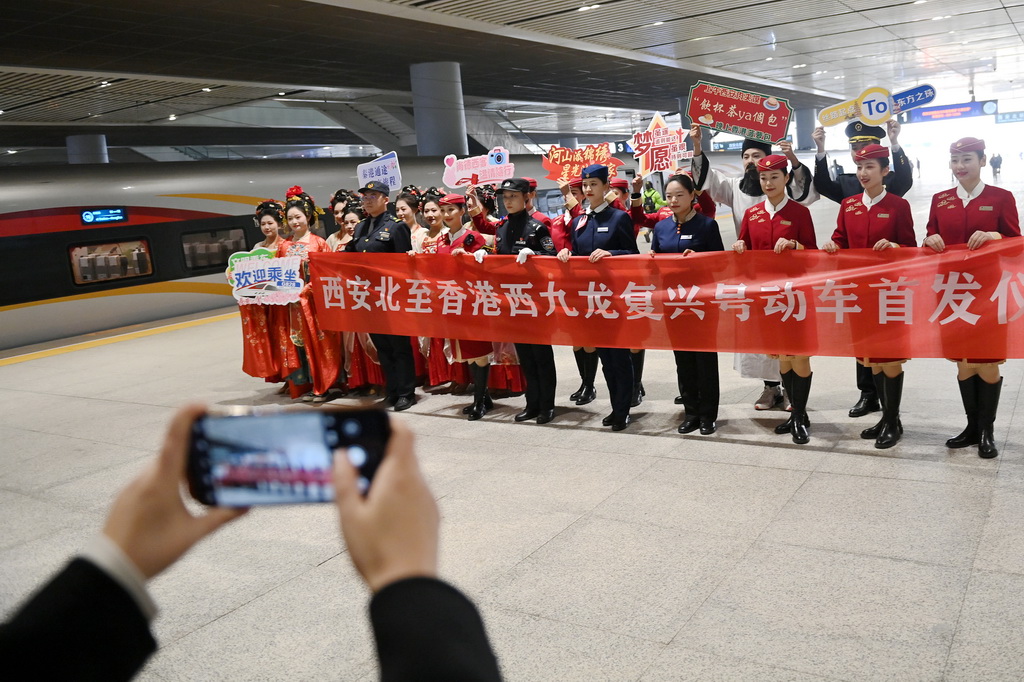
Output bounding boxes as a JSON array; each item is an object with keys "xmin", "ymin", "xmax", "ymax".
[
  {"xmin": 789, "ymin": 372, "xmax": 813, "ymax": 445},
  {"xmin": 575, "ymin": 351, "xmax": 598, "ymax": 405},
  {"xmin": 569, "ymin": 349, "xmax": 587, "ymax": 402},
  {"xmin": 946, "ymin": 376, "xmax": 980, "ymax": 448},
  {"xmin": 874, "ymin": 372, "xmax": 904, "ymax": 449},
  {"xmin": 630, "ymin": 350, "xmax": 646, "ymax": 407},
  {"xmin": 860, "ymin": 372, "xmax": 886, "ymax": 439},
  {"xmin": 774, "ymin": 371, "xmax": 796, "ymax": 434},
  {"xmin": 467, "ymin": 364, "xmax": 491, "ymax": 421},
  {"xmin": 977, "ymin": 377, "xmax": 1002, "ymax": 458}
]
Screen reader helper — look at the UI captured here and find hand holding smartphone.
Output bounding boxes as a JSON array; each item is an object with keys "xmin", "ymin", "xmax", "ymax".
[{"xmin": 187, "ymin": 407, "xmax": 390, "ymax": 507}]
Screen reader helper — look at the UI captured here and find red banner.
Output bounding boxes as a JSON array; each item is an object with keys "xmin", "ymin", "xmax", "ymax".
[
  {"xmin": 687, "ymin": 80, "xmax": 792, "ymax": 143},
  {"xmin": 309, "ymin": 241, "xmax": 1024, "ymax": 358}
]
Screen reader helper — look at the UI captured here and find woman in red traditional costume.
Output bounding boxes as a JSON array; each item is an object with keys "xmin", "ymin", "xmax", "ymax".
[
  {"xmin": 923, "ymin": 137, "xmax": 1021, "ymax": 458},
  {"xmin": 732, "ymin": 155, "xmax": 818, "ymax": 444},
  {"xmin": 326, "ymin": 189, "xmax": 359, "ymax": 252},
  {"xmin": 277, "ymin": 186, "xmax": 341, "ymax": 403}
]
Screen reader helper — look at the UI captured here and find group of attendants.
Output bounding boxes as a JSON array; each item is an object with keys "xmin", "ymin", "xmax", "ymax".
[{"xmin": 238, "ymin": 119, "xmax": 1019, "ymax": 460}]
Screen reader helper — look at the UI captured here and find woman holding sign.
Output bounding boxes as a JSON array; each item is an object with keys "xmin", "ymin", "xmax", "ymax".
[
  {"xmin": 924, "ymin": 137, "xmax": 1021, "ymax": 459},
  {"xmin": 279, "ymin": 186, "xmax": 341, "ymax": 403},
  {"xmin": 732, "ymin": 156, "xmax": 818, "ymax": 444}
]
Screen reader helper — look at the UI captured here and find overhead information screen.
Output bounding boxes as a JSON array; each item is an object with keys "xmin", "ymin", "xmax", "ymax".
[{"xmin": 81, "ymin": 207, "xmax": 128, "ymax": 225}]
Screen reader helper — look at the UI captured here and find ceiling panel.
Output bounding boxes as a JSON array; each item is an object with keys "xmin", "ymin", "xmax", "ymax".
[
  {"xmin": 703, "ymin": 0, "xmax": 858, "ymax": 31},
  {"xmin": 861, "ymin": 0, "xmax": 1001, "ymax": 24}
]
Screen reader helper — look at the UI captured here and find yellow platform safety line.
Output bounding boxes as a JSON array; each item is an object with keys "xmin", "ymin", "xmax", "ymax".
[
  {"xmin": 0, "ymin": 311, "xmax": 240, "ymax": 367},
  {"xmin": 0, "ymin": 282, "xmax": 234, "ymax": 313},
  {"xmin": 159, "ymin": 193, "xmax": 270, "ymax": 206}
]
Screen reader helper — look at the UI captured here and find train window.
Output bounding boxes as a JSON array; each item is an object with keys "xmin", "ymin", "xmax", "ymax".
[
  {"xmin": 69, "ymin": 240, "xmax": 153, "ymax": 285},
  {"xmin": 182, "ymin": 228, "xmax": 247, "ymax": 269}
]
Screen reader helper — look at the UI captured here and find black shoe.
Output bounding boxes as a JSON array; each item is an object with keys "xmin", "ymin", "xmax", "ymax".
[
  {"xmin": 791, "ymin": 417, "xmax": 810, "ymax": 444},
  {"xmin": 674, "ymin": 395, "xmax": 685, "ymax": 404},
  {"xmin": 393, "ymin": 396, "xmax": 415, "ymax": 412},
  {"xmin": 602, "ymin": 413, "xmax": 615, "ymax": 427},
  {"xmin": 860, "ymin": 418, "xmax": 884, "ymax": 440},
  {"xmin": 611, "ymin": 415, "xmax": 632, "ymax": 431},
  {"xmin": 699, "ymin": 418, "xmax": 717, "ymax": 435},
  {"xmin": 467, "ymin": 402, "xmax": 487, "ymax": 421},
  {"xmin": 515, "ymin": 408, "xmax": 539, "ymax": 422},
  {"xmin": 678, "ymin": 417, "xmax": 700, "ymax": 434},
  {"xmin": 774, "ymin": 417, "xmax": 793, "ymax": 435},
  {"xmin": 848, "ymin": 394, "xmax": 880, "ymax": 418},
  {"xmin": 536, "ymin": 409, "xmax": 555, "ymax": 425},
  {"xmin": 569, "ymin": 383, "xmax": 587, "ymax": 402},
  {"xmin": 630, "ymin": 386, "xmax": 643, "ymax": 407},
  {"xmin": 575, "ymin": 386, "xmax": 597, "ymax": 406}
]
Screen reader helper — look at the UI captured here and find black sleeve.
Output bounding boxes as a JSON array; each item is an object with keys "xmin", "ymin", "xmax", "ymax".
[
  {"xmin": 529, "ymin": 224, "xmax": 557, "ymax": 255},
  {"xmin": 691, "ymin": 152, "xmax": 709, "ymax": 190},
  {"xmin": 0, "ymin": 559, "xmax": 157, "ymax": 682},
  {"xmin": 887, "ymin": 146, "xmax": 914, "ymax": 196},
  {"xmin": 813, "ymin": 155, "xmax": 845, "ymax": 204},
  {"xmin": 369, "ymin": 577, "xmax": 501, "ymax": 682},
  {"xmin": 345, "ymin": 219, "xmax": 366, "ymax": 252},
  {"xmin": 609, "ymin": 213, "xmax": 640, "ymax": 255},
  {"xmin": 788, "ymin": 162, "xmax": 812, "ymax": 203},
  {"xmin": 389, "ymin": 220, "xmax": 412, "ymax": 253},
  {"xmin": 706, "ymin": 219, "xmax": 725, "ymax": 252}
]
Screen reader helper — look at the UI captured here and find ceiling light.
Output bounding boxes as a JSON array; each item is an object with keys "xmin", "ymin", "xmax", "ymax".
[
  {"xmin": 0, "ymin": 110, "xmax": 5, "ymax": 115},
  {"xmin": 651, "ymin": 21, "xmax": 664, "ymax": 26},
  {"xmin": 168, "ymin": 114, "xmax": 177, "ymax": 121},
  {"xmin": 278, "ymin": 91, "xmax": 286, "ymax": 96},
  {"xmin": 7, "ymin": 150, "xmax": 16, "ymax": 154},
  {"xmin": 322, "ymin": 146, "xmax": 330, "ymax": 149},
  {"xmin": 99, "ymin": 81, "xmax": 110, "ymax": 88},
  {"xmin": 201, "ymin": 87, "xmax": 211, "ymax": 92},
  {"xmin": 766, "ymin": 57, "xmax": 773, "ymax": 61},
  {"xmin": 793, "ymin": 63, "xmax": 807, "ymax": 68},
  {"xmin": 578, "ymin": 3, "xmax": 600, "ymax": 10},
  {"xmin": 914, "ymin": 0, "xmax": 926, "ymax": 4},
  {"xmin": 122, "ymin": 186, "xmax": 133, "ymax": 189}
]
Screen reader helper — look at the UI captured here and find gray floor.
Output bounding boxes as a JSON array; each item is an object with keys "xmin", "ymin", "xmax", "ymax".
[{"xmin": 2, "ymin": 171, "xmax": 1024, "ymax": 681}]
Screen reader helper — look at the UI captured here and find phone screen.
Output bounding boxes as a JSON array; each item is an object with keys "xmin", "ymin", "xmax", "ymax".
[{"xmin": 188, "ymin": 409, "xmax": 389, "ymax": 507}]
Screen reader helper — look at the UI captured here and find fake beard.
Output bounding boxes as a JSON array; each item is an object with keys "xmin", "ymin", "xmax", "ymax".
[{"xmin": 738, "ymin": 164, "xmax": 764, "ymax": 197}]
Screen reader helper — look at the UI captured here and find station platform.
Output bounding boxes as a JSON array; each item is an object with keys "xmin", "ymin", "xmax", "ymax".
[
  {"xmin": 3, "ymin": 168, "xmax": 1024, "ymax": 680},
  {"xmin": 1, "ymin": 301, "xmax": 1022, "ymax": 680}
]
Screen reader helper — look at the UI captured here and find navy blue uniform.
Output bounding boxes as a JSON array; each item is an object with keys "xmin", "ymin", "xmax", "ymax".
[
  {"xmin": 346, "ymin": 212, "xmax": 416, "ymax": 403},
  {"xmin": 495, "ymin": 212, "xmax": 558, "ymax": 415},
  {"xmin": 568, "ymin": 203, "xmax": 639, "ymax": 425},
  {"xmin": 652, "ymin": 212, "xmax": 724, "ymax": 426}
]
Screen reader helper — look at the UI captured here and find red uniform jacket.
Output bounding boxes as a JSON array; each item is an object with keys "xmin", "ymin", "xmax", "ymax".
[
  {"xmin": 832, "ymin": 191, "xmax": 916, "ymax": 248},
  {"xmin": 437, "ymin": 227, "xmax": 487, "ymax": 255},
  {"xmin": 925, "ymin": 185, "xmax": 1021, "ymax": 244},
  {"xmin": 739, "ymin": 199, "xmax": 817, "ymax": 251}
]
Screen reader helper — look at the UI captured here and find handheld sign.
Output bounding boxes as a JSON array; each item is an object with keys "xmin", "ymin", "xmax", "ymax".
[
  {"xmin": 818, "ymin": 86, "xmax": 893, "ymax": 127},
  {"xmin": 687, "ymin": 81, "xmax": 792, "ymax": 143},
  {"xmin": 442, "ymin": 147, "xmax": 515, "ymax": 187},
  {"xmin": 356, "ymin": 151, "xmax": 402, "ymax": 191},
  {"xmin": 631, "ymin": 112, "xmax": 694, "ymax": 177},
  {"xmin": 227, "ymin": 248, "xmax": 302, "ymax": 305},
  {"xmin": 892, "ymin": 84, "xmax": 937, "ymax": 114},
  {"xmin": 541, "ymin": 143, "xmax": 625, "ymax": 182}
]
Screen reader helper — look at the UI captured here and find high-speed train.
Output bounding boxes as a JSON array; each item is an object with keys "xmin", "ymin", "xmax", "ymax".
[{"xmin": 0, "ymin": 152, "xmax": 727, "ymax": 350}]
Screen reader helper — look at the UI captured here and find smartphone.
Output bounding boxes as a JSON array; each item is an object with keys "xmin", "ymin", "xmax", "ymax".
[{"xmin": 187, "ymin": 407, "xmax": 390, "ymax": 507}]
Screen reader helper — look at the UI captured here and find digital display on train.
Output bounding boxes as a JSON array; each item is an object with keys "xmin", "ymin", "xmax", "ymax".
[{"xmin": 80, "ymin": 207, "xmax": 128, "ymax": 225}]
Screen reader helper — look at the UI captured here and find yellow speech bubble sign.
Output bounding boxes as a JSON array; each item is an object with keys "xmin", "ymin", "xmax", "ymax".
[{"xmin": 818, "ymin": 87, "xmax": 893, "ymax": 127}]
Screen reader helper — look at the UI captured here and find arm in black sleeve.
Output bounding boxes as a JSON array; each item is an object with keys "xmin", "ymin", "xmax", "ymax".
[
  {"xmin": 707, "ymin": 219, "xmax": 725, "ymax": 252},
  {"xmin": 788, "ymin": 162, "xmax": 812, "ymax": 203},
  {"xmin": 813, "ymin": 154, "xmax": 845, "ymax": 204},
  {"xmin": 531, "ymin": 225, "xmax": 558, "ymax": 255},
  {"xmin": 608, "ymin": 213, "xmax": 640, "ymax": 255},
  {"xmin": 0, "ymin": 559, "xmax": 157, "ymax": 682},
  {"xmin": 887, "ymin": 146, "xmax": 914, "ymax": 196},
  {"xmin": 390, "ymin": 220, "xmax": 412, "ymax": 253},
  {"xmin": 370, "ymin": 577, "xmax": 501, "ymax": 682}
]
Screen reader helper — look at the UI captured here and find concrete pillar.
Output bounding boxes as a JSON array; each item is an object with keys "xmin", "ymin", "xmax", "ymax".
[
  {"xmin": 410, "ymin": 62, "xmax": 468, "ymax": 156},
  {"xmin": 67, "ymin": 134, "xmax": 109, "ymax": 164},
  {"xmin": 794, "ymin": 109, "xmax": 816, "ymax": 150},
  {"xmin": 557, "ymin": 137, "xmax": 578, "ymax": 149}
]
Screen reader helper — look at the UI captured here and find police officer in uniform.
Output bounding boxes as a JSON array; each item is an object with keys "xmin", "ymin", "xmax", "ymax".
[
  {"xmin": 812, "ymin": 119, "xmax": 914, "ymax": 420},
  {"xmin": 556, "ymin": 164, "xmax": 639, "ymax": 431},
  {"xmin": 488, "ymin": 178, "xmax": 559, "ymax": 424},
  {"xmin": 345, "ymin": 180, "xmax": 416, "ymax": 411}
]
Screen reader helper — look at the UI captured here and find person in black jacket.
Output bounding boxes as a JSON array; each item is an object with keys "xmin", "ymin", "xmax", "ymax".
[
  {"xmin": 651, "ymin": 174, "xmax": 725, "ymax": 435},
  {"xmin": 0, "ymin": 405, "xmax": 501, "ymax": 682},
  {"xmin": 486, "ymin": 177, "xmax": 559, "ymax": 424},
  {"xmin": 345, "ymin": 180, "xmax": 418, "ymax": 412}
]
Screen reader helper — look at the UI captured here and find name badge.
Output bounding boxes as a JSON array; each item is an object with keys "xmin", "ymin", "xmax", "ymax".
[
  {"xmin": 376, "ymin": 231, "xmax": 391, "ymax": 242},
  {"xmin": 597, "ymin": 226, "xmax": 609, "ymax": 233},
  {"xmin": 680, "ymin": 234, "xmax": 693, "ymax": 240},
  {"xmin": 515, "ymin": 238, "xmax": 526, "ymax": 245},
  {"xmin": 781, "ymin": 220, "xmax": 792, "ymax": 226},
  {"xmin": 877, "ymin": 213, "xmax": 890, "ymax": 218},
  {"xmin": 979, "ymin": 206, "xmax": 994, "ymax": 211}
]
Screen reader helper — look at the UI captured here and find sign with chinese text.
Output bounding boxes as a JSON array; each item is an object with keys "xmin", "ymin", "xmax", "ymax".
[
  {"xmin": 442, "ymin": 147, "xmax": 515, "ymax": 186},
  {"xmin": 996, "ymin": 111, "xmax": 1024, "ymax": 124},
  {"xmin": 687, "ymin": 81, "xmax": 792, "ymax": 143},
  {"xmin": 80, "ymin": 207, "xmax": 128, "ymax": 225},
  {"xmin": 227, "ymin": 248, "xmax": 302, "ymax": 305},
  {"xmin": 892, "ymin": 84, "xmax": 936, "ymax": 113},
  {"xmin": 356, "ymin": 151, "xmax": 402, "ymax": 190},
  {"xmin": 310, "ymin": 240, "xmax": 1024, "ymax": 358},
  {"xmin": 631, "ymin": 112, "xmax": 693, "ymax": 177},
  {"xmin": 541, "ymin": 143, "xmax": 625, "ymax": 182},
  {"xmin": 818, "ymin": 86, "xmax": 893, "ymax": 127},
  {"xmin": 908, "ymin": 100, "xmax": 998, "ymax": 123}
]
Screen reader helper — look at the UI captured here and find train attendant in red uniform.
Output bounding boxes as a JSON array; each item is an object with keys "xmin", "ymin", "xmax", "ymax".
[
  {"xmin": 822, "ymin": 144, "xmax": 916, "ymax": 449},
  {"xmin": 924, "ymin": 137, "xmax": 1021, "ymax": 458},
  {"xmin": 436, "ymin": 194, "xmax": 497, "ymax": 420},
  {"xmin": 280, "ymin": 186, "xmax": 341, "ymax": 403},
  {"xmin": 732, "ymin": 155, "xmax": 818, "ymax": 444},
  {"xmin": 651, "ymin": 174, "xmax": 724, "ymax": 435},
  {"xmin": 557, "ymin": 163, "xmax": 640, "ymax": 431}
]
